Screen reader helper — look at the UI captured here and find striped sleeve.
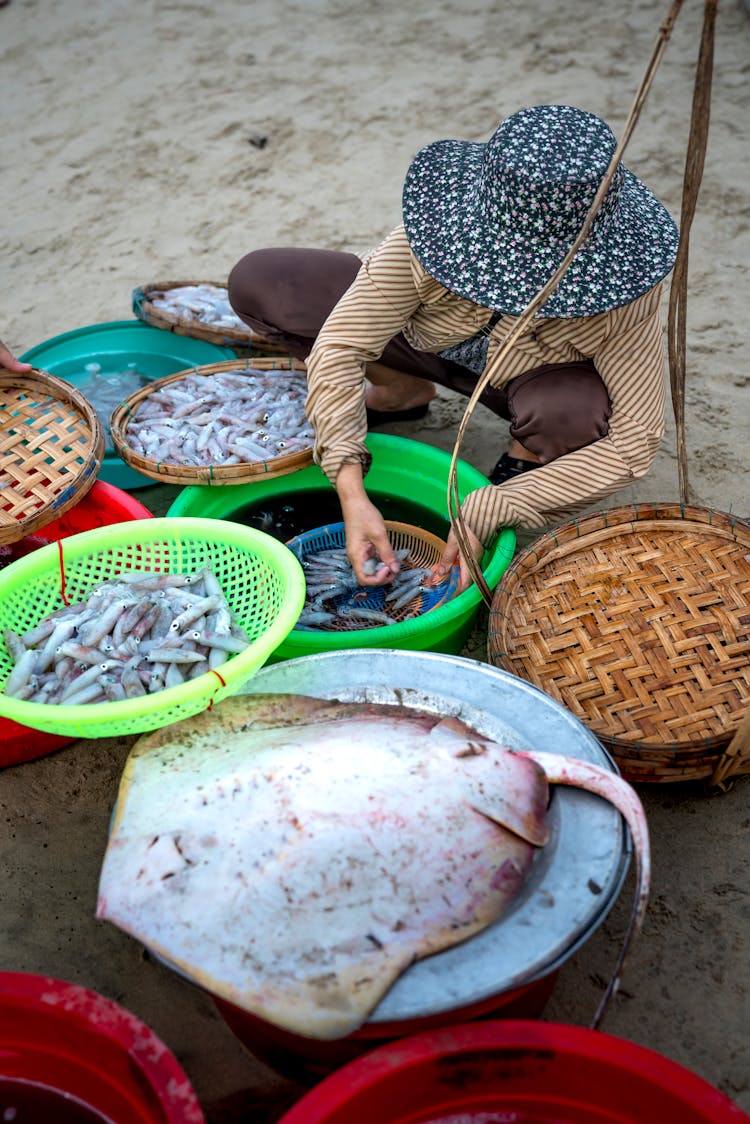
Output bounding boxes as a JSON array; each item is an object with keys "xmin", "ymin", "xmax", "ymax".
[
  {"xmin": 305, "ymin": 227, "xmax": 421, "ymax": 484},
  {"xmin": 460, "ymin": 285, "xmax": 667, "ymax": 544}
]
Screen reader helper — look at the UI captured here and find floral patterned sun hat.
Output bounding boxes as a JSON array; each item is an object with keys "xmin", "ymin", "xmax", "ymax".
[{"xmin": 402, "ymin": 104, "xmax": 680, "ymax": 318}]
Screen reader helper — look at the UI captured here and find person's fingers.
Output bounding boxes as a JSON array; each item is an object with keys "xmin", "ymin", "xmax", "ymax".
[
  {"xmin": 456, "ymin": 554, "xmax": 474, "ymax": 593},
  {"xmin": 347, "ymin": 524, "xmax": 399, "ymax": 587},
  {"xmin": 432, "ymin": 532, "xmax": 459, "ymax": 582},
  {"xmin": 351, "ymin": 550, "xmax": 383, "ymax": 585},
  {"xmin": 0, "ymin": 341, "xmax": 31, "ymax": 374},
  {"xmin": 352, "ymin": 556, "xmax": 394, "ymax": 586},
  {"xmin": 370, "ymin": 561, "xmax": 396, "ymax": 585},
  {"xmin": 373, "ymin": 534, "xmax": 399, "ymax": 577},
  {"xmin": 433, "ymin": 526, "xmax": 483, "ymax": 592},
  {"xmin": 361, "ymin": 540, "xmax": 399, "ymax": 585}
]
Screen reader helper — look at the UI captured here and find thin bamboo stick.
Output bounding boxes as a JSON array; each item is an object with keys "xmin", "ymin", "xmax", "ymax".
[
  {"xmin": 667, "ymin": 0, "xmax": 718, "ymax": 505},
  {"xmin": 447, "ymin": 0, "xmax": 685, "ymax": 606}
]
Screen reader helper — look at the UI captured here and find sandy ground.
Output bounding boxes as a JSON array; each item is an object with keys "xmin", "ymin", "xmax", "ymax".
[{"xmin": 1, "ymin": 0, "xmax": 749, "ymax": 1120}]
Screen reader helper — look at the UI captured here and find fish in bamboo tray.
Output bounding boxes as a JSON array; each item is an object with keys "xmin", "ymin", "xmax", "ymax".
[
  {"xmin": 149, "ymin": 283, "xmax": 248, "ymax": 329},
  {"xmin": 123, "ymin": 368, "xmax": 313, "ymax": 468}
]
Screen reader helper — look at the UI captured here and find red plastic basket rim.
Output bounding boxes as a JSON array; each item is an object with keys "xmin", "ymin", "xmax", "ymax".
[
  {"xmin": 0, "ymin": 971, "xmax": 204, "ymax": 1121},
  {"xmin": 277, "ymin": 1019, "xmax": 747, "ymax": 1123}
]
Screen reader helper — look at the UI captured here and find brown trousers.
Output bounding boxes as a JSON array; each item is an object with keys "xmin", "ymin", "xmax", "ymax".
[{"xmin": 227, "ymin": 247, "xmax": 611, "ymax": 463}]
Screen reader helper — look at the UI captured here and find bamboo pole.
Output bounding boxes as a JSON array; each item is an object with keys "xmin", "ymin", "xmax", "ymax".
[{"xmin": 667, "ymin": 0, "xmax": 718, "ymax": 504}]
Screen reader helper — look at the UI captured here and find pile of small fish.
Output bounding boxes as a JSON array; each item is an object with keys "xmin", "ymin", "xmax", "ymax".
[
  {"xmin": 77, "ymin": 362, "xmax": 151, "ymax": 449},
  {"xmin": 2, "ymin": 568, "xmax": 251, "ymax": 705},
  {"xmin": 148, "ymin": 284, "xmax": 248, "ymax": 329},
  {"xmin": 123, "ymin": 368, "xmax": 313, "ymax": 468},
  {"xmin": 295, "ymin": 545, "xmax": 450, "ymax": 630}
]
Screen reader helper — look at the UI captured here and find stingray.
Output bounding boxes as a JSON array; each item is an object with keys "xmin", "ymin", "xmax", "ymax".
[{"xmin": 96, "ymin": 693, "xmax": 649, "ymax": 1040}]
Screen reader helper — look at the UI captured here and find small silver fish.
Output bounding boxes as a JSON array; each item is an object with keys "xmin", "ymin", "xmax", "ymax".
[
  {"xmin": 1, "ymin": 568, "xmax": 251, "ymax": 706},
  {"xmin": 296, "ymin": 547, "xmax": 449, "ymax": 633},
  {"xmin": 124, "ymin": 369, "xmax": 313, "ymax": 468}
]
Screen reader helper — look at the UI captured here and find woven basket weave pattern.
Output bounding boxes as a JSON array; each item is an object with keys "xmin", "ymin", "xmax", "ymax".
[
  {"xmin": 488, "ymin": 504, "xmax": 750, "ymax": 783},
  {"xmin": 0, "ymin": 369, "xmax": 103, "ymax": 545}
]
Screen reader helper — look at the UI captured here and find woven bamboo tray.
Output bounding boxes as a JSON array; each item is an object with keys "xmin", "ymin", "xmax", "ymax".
[
  {"xmin": 132, "ymin": 280, "xmax": 278, "ymax": 352},
  {"xmin": 487, "ymin": 503, "xmax": 750, "ymax": 784},
  {"xmin": 110, "ymin": 357, "xmax": 314, "ymax": 486},
  {"xmin": 0, "ymin": 366, "xmax": 104, "ymax": 546}
]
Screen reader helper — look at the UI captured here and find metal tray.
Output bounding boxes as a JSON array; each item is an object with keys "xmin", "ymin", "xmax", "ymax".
[{"xmin": 240, "ymin": 649, "xmax": 629, "ymax": 1024}]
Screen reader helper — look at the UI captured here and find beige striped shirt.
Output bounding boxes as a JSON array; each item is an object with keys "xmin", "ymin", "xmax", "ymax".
[{"xmin": 306, "ymin": 224, "xmax": 666, "ymax": 545}]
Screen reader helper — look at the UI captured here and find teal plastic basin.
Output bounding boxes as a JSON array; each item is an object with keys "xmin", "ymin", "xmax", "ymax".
[
  {"xmin": 20, "ymin": 320, "xmax": 234, "ymax": 490},
  {"xmin": 167, "ymin": 433, "xmax": 516, "ymax": 660}
]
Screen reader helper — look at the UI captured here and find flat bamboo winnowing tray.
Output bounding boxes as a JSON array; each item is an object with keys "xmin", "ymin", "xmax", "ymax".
[
  {"xmin": 110, "ymin": 357, "xmax": 314, "ymax": 486},
  {"xmin": 488, "ymin": 502, "xmax": 750, "ymax": 784},
  {"xmin": 0, "ymin": 367, "xmax": 104, "ymax": 545},
  {"xmin": 132, "ymin": 280, "xmax": 279, "ymax": 352}
]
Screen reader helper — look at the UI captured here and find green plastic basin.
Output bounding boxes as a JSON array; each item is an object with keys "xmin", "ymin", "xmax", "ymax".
[
  {"xmin": 167, "ymin": 433, "xmax": 515, "ymax": 659},
  {"xmin": 20, "ymin": 320, "xmax": 234, "ymax": 490}
]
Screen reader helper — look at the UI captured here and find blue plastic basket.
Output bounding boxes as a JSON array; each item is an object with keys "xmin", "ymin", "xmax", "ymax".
[{"xmin": 287, "ymin": 520, "xmax": 459, "ymax": 632}]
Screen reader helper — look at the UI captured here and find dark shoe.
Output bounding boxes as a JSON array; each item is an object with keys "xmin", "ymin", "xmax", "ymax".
[
  {"xmin": 365, "ymin": 402, "xmax": 430, "ymax": 428},
  {"xmin": 489, "ymin": 452, "xmax": 541, "ymax": 485}
]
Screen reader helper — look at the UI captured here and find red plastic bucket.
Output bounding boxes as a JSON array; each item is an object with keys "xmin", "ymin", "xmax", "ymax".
[
  {"xmin": 0, "ymin": 481, "xmax": 154, "ymax": 767},
  {"xmin": 0, "ymin": 971, "xmax": 204, "ymax": 1123},
  {"xmin": 214, "ymin": 972, "xmax": 557, "ymax": 1086},
  {"xmin": 277, "ymin": 1019, "xmax": 749, "ymax": 1124}
]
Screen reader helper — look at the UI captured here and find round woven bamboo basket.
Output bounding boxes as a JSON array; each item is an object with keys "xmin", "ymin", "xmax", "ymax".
[
  {"xmin": 487, "ymin": 502, "xmax": 750, "ymax": 784},
  {"xmin": 0, "ymin": 366, "xmax": 104, "ymax": 546},
  {"xmin": 132, "ymin": 280, "xmax": 278, "ymax": 352},
  {"xmin": 110, "ymin": 356, "xmax": 314, "ymax": 486}
]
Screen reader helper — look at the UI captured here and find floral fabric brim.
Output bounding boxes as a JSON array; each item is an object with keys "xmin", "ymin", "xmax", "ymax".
[{"xmin": 402, "ymin": 138, "xmax": 680, "ymax": 318}]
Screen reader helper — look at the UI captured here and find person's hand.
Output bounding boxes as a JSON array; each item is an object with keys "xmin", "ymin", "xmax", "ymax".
[
  {"xmin": 0, "ymin": 340, "xmax": 31, "ymax": 374},
  {"xmin": 433, "ymin": 524, "xmax": 484, "ymax": 593},
  {"xmin": 336, "ymin": 461, "xmax": 400, "ymax": 586},
  {"xmin": 344, "ymin": 496, "xmax": 400, "ymax": 586}
]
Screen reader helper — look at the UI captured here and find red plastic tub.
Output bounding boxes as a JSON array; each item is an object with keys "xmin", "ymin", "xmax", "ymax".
[
  {"xmin": 0, "ymin": 971, "xmax": 204, "ymax": 1123},
  {"xmin": 277, "ymin": 1019, "xmax": 749, "ymax": 1124},
  {"xmin": 214, "ymin": 972, "xmax": 558, "ymax": 1086},
  {"xmin": 0, "ymin": 480, "xmax": 153, "ymax": 767}
]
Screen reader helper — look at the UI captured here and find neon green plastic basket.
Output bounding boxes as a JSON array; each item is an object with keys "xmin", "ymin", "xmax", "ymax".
[{"xmin": 0, "ymin": 517, "xmax": 305, "ymax": 740}]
